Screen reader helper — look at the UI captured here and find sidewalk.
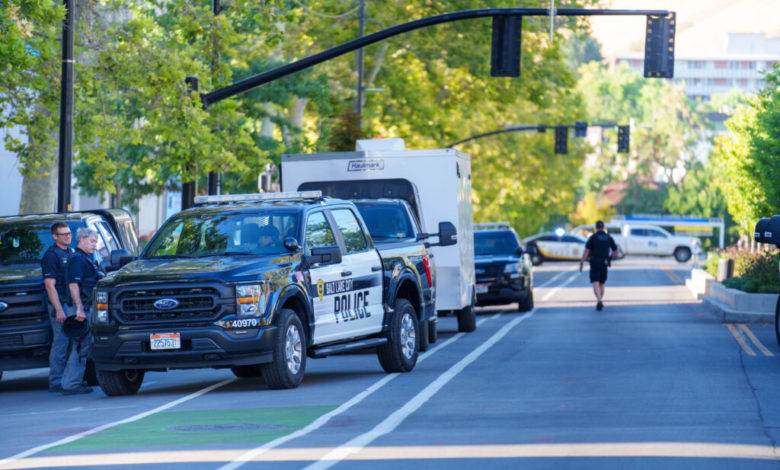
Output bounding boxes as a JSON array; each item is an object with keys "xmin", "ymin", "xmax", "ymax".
[{"xmin": 686, "ymin": 268, "xmax": 776, "ymax": 324}]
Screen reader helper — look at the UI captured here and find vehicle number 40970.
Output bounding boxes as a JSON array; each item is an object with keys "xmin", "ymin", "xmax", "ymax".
[{"xmin": 334, "ymin": 290, "xmax": 370, "ymax": 323}]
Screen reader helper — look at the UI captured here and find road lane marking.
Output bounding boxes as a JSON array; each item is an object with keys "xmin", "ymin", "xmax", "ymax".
[
  {"xmin": 217, "ymin": 311, "xmax": 510, "ymax": 470},
  {"xmin": 541, "ymin": 270, "xmax": 581, "ymax": 302},
  {"xmin": 4, "ymin": 441, "xmax": 778, "ymax": 468},
  {"xmin": 661, "ymin": 266, "xmax": 683, "ymax": 284},
  {"xmin": 737, "ymin": 324, "xmax": 774, "ymax": 357},
  {"xmin": 726, "ymin": 324, "xmax": 757, "ymax": 356},
  {"xmin": 304, "ymin": 311, "xmax": 536, "ymax": 470},
  {"xmin": 0, "ymin": 378, "xmax": 237, "ymax": 469}
]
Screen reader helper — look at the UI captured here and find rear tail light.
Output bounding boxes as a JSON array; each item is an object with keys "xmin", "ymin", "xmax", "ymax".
[{"xmin": 422, "ymin": 255, "xmax": 433, "ymax": 287}]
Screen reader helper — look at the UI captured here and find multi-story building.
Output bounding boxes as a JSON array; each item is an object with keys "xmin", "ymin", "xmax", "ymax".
[{"xmin": 616, "ymin": 33, "xmax": 780, "ymax": 101}]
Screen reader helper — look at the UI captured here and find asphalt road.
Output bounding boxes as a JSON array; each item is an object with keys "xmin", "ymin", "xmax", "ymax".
[{"xmin": 1, "ymin": 257, "xmax": 779, "ymax": 469}]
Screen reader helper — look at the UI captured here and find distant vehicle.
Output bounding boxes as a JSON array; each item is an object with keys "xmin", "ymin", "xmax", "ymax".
[
  {"xmin": 473, "ymin": 223, "xmax": 534, "ymax": 311},
  {"xmin": 281, "ymin": 138, "xmax": 477, "ymax": 333},
  {"xmin": 92, "ymin": 192, "xmax": 447, "ymax": 395},
  {"xmin": 522, "ymin": 232, "xmax": 587, "ymax": 266},
  {"xmin": 619, "ymin": 224, "xmax": 700, "ymax": 262},
  {"xmin": 0, "ymin": 210, "xmax": 138, "ymax": 385},
  {"xmin": 571, "ymin": 223, "xmax": 625, "ymax": 259}
]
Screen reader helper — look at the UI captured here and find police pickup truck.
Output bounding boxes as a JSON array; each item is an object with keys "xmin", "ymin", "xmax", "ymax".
[
  {"xmin": 91, "ymin": 192, "xmax": 452, "ymax": 395},
  {"xmin": 0, "ymin": 210, "xmax": 138, "ymax": 384}
]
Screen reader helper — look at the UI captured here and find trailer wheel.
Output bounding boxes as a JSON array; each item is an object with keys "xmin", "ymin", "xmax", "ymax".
[
  {"xmin": 518, "ymin": 290, "xmax": 534, "ymax": 312},
  {"xmin": 97, "ymin": 369, "xmax": 145, "ymax": 396},
  {"xmin": 377, "ymin": 298, "xmax": 418, "ymax": 373},
  {"xmin": 261, "ymin": 309, "xmax": 306, "ymax": 389},
  {"xmin": 428, "ymin": 318, "xmax": 438, "ymax": 344},
  {"xmin": 419, "ymin": 318, "xmax": 430, "ymax": 352},
  {"xmin": 457, "ymin": 292, "xmax": 477, "ymax": 332}
]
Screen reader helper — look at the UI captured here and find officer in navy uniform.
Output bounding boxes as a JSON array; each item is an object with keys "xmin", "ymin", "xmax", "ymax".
[
  {"xmin": 41, "ymin": 222, "xmax": 74, "ymax": 393},
  {"xmin": 579, "ymin": 220, "xmax": 618, "ymax": 311}
]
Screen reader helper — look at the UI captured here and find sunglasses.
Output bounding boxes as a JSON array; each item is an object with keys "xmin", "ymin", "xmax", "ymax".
[{"xmin": 56, "ymin": 232, "xmax": 72, "ymax": 236}]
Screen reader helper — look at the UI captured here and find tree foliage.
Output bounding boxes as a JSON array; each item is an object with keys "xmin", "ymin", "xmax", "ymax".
[{"xmin": 712, "ymin": 66, "xmax": 780, "ymax": 234}]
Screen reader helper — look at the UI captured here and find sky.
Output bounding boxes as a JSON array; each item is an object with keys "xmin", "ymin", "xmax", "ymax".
[{"xmin": 589, "ymin": 0, "xmax": 780, "ymax": 59}]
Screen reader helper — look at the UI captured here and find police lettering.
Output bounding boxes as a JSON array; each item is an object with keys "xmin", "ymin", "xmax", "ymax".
[{"xmin": 333, "ymin": 290, "xmax": 370, "ymax": 323}]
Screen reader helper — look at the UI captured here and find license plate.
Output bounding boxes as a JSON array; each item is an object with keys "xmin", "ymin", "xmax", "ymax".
[
  {"xmin": 150, "ymin": 333, "xmax": 181, "ymax": 350},
  {"xmin": 476, "ymin": 284, "xmax": 488, "ymax": 294}
]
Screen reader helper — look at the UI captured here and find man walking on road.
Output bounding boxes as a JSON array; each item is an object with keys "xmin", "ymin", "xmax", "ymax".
[{"xmin": 579, "ymin": 220, "xmax": 617, "ymax": 311}]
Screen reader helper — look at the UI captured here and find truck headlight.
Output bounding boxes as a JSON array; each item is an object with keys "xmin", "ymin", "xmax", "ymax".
[
  {"xmin": 236, "ymin": 283, "xmax": 270, "ymax": 317},
  {"xmin": 504, "ymin": 263, "xmax": 520, "ymax": 274},
  {"xmin": 95, "ymin": 291, "xmax": 109, "ymax": 324}
]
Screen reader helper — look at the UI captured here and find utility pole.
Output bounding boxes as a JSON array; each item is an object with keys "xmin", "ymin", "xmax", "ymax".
[
  {"xmin": 207, "ymin": 0, "xmax": 222, "ymax": 196},
  {"xmin": 56, "ymin": 0, "xmax": 74, "ymax": 212},
  {"xmin": 356, "ymin": 0, "xmax": 366, "ymax": 125}
]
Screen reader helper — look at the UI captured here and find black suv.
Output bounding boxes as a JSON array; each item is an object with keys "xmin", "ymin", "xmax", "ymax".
[{"xmin": 474, "ymin": 222, "xmax": 534, "ymax": 312}]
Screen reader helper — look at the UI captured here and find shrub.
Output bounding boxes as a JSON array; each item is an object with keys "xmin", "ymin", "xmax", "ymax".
[{"xmin": 709, "ymin": 247, "xmax": 780, "ymax": 293}]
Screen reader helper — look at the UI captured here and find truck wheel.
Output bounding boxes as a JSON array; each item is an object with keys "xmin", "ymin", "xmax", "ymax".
[
  {"xmin": 377, "ymin": 298, "xmax": 418, "ymax": 373},
  {"xmin": 419, "ymin": 318, "xmax": 430, "ymax": 352},
  {"xmin": 261, "ymin": 309, "xmax": 306, "ymax": 389},
  {"xmin": 428, "ymin": 319, "xmax": 438, "ymax": 344},
  {"xmin": 84, "ymin": 359, "xmax": 99, "ymax": 386},
  {"xmin": 231, "ymin": 365, "xmax": 262, "ymax": 378},
  {"xmin": 530, "ymin": 251, "xmax": 543, "ymax": 266},
  {"xmin": 518, "ymin": 290, "xmax": 534, "ymax": 312},
  {"xmin": 97, "ymin": 369, "xmax": 144, "ymax": 396},
  {"xmin": 674, "ymin": 247, "xmax": 692, "ymax": 262},
  {"xmin": 457, "ymin": 296, "xmax": 477, "ymax": 332}
]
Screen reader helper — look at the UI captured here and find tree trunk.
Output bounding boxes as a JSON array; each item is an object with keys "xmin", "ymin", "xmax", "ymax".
[{"xmin": 19, "ymin": 158, "xmax": 58, "ymax": 214}]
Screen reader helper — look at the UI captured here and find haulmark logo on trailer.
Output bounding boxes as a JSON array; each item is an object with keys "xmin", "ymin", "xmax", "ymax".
[{"xmin": 347, "ymin": 160, "xmax": 384, "ymax": 171}]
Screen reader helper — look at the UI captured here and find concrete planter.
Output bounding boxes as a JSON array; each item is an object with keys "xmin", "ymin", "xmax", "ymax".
[
  {"xmin": 702, "ymin": 281, "xmax": 777, "ymax": 323},
  {"xmin": 685, "ymin": 268, "xmax": 715, "ymax": 300}
]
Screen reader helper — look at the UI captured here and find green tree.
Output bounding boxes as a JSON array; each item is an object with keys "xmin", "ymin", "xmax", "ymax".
[{"xmin": 712, "ymin": 65, "xmax": 780, "ymax": 234}]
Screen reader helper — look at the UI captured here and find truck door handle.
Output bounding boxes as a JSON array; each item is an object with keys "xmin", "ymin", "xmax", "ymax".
[
  {"xmin": 371, "ymin": 265, "xmax": 382, "ymax": 272},
  {"xmin": 341, "ymin": 270, "xmax": 352, "ymax": 277}
]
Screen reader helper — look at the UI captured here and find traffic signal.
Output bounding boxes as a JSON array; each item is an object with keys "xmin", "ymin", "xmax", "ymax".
[
  {"xmin": 574, "ymin": 121, "xmax": 587, "ymax": 138},
  {"xmin": 644, "ymin": 13, "xmax": 676, "ymax": 78},
  {"xmin": 617, "ymin": 125, "xmax": 630, "ymax": 153},
  {"xmin": 554, "ymin": 126, "xmax": 567, "ymax": 154},
  {"xmin": 491, "ymin": 16, "xmax": 522, "ymax": 77}
]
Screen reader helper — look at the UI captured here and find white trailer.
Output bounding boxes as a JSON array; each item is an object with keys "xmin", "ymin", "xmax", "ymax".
[{"xmin": 281, "ymin": 138, "xmax": 477, "ymax": 332}]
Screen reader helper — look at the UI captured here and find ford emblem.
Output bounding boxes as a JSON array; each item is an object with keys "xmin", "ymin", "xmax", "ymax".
[
  {"xmin": 0, "ymin": 301, "xmax": 7, "ymax": 312},
  {"xmin": 153, "ymin": 298, "xmax": 180, "ymax": 310}
]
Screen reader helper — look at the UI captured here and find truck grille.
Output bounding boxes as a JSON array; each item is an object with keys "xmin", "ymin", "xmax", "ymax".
[
  {"xmin": 0, "ymin": 284, "xmax": 48, "ymax": 327},
  {"xmin": 115, "ymin": 284, "xmax": 232, "ymax": 323}
]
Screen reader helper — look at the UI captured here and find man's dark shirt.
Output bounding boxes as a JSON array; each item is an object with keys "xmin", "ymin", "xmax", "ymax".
[
  {"xmin": 585, "ymin": 231, "xmax": 617, "ymax": 266},
  {"xmin": 68, "ymin": 248, "xmax": 101, "ymax": 309},
  {"xmin": 41, "ymin": 245, "xmax": 72, "ymax": 301}
]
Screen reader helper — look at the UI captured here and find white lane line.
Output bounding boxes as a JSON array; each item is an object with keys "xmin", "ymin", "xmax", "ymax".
[
  {"xmin": 304, "ymin": 310, "xmax": 536, "ymax": 470},
  {"xmin": 0, "ymin": 377, "xmax": 237, "ymax": 469},
  {"xmin": 541, "ymin": 270, "xmax": 581, "ymax": 301},
  {"xmin": 217, "ymin": 313, "xmax": 506, "ymax": 470},
  {"xmin": 737, "ymin": 324, "xmax": 774, "ymax": 357}
]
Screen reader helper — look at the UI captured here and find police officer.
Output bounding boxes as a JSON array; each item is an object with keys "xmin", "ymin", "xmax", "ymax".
[
  {"xmin": 41, "ymin": 222, "xmax": 74, "ymax": 393},
  {"xmin": 579, "ymin": 220, "xmax": 618, "ymax": 311},
  {"xmin": 61, "ymin": 227, "xmax": 104, "ymax": 394}
]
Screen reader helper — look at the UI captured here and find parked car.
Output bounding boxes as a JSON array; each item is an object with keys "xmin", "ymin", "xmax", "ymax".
[
  {"xmin": 473, "ymin": 222, "xmax": 534, "ymax": 311},
  {"xmin": 0, "ymin": 210, "xmax": 138, "ymax": 384},
  {"xmin": 523, "ymin": 232, "xmax": 587, "ymax": 266},
  {"xmin": 91, "ymin": 192, "xmax": 452, "ymax": 395}
]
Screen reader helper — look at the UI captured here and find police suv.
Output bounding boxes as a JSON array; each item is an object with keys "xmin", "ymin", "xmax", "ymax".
[{"xmin": 91, "ymin": 192, "xmax": 450, "ymax": 395}]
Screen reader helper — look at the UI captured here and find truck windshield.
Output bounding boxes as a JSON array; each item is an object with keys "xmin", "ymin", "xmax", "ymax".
[
  {"xmin": 144, "ymin": 210, "xmax": 300, "ymax": 258},
  {"xmin": 0, "ymin": 220, "xmax": 79, "ymax": 265},
  {"xmin": 474, "ymin": 231, "xmax": 520, "ymax": 256},
  {"xmin": 355, "ymin": 204, "xmax": 414, "ymax": 240}
]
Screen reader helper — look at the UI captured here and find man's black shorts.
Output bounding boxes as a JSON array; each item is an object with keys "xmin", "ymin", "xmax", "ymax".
[{"xmin": 589, "ymin": 265, "xmax": 608, "ymax": 283}]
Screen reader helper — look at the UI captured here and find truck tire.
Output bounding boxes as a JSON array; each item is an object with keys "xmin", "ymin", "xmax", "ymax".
[
  {"xmin": 97, "ymin": 369, "xmax": 144, "ymax": 396},
  {"xmin": 518, "ymin": 290, "xmax": 534, "ymax": 312},
  {"xmin": 231, "ymin": 364, "xmax": 262, "ymax": 378},
  {"xmin": 674, "ymin": 247, "xmax": 692, "ymax": 262},
  {"xmin": 377, "ymin": 298, "xmax": 419, "ymax": 373},
  {"xmin": 261, "ymin": 309, "xmax": 306, "ymax": 389},
  {"xmin": 419, "ymin": 318, "xmax": 430, "ymax": 352},
  {"xmin": 457, "ymin": 293, "xmax": 477, "ymax": 332},
  {"xmin": 530, "ymin": 250, "xmax": 543, "ymax": 266}
]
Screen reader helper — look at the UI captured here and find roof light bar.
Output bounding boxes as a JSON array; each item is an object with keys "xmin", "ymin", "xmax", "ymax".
[
  {"xmin": 194, "ymin": 191, "xmax": 323, "ymax": 205},
  {"xmin": 474, "ymin": 222, "xmax": 511, "ymax": 230}
]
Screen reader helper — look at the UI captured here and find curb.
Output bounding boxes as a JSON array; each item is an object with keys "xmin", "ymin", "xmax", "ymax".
[{"xmin": 701, "ymin": 296, "xmax": 773, "ymax": 324}]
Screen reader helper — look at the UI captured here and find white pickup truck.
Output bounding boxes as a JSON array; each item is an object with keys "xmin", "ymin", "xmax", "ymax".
[{"xmin": 573, "ymin": 223, "xmax": 700, "ymax": 262}]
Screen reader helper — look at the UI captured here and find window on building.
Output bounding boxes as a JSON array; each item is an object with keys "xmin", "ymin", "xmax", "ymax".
[
  {"xmin": 739, "ymin": 78, "xmax": 748, "ymax": 87},
  {"xmin": 729, "ymin": 61, "xmax": 740, "ymax": 70},
  {"xmin": 742, "ymin": 61, "xmax": 755, "ymax": 70},
  {"xmin": 714, "ymin": 60, "xmax": 728, "ymax": 69},
  {"xmin": 713, "ymin": 78, "xmax": 727, "ymax": 86}
]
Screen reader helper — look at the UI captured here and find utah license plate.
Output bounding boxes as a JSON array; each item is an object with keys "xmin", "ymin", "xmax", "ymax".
[
  {"xmin": 150, "ymin": 332, "xmax": 181, "ymax": 350},
  {"xmin": 476, "ymin": 284, "xmax": 488, "ymax": 294}
]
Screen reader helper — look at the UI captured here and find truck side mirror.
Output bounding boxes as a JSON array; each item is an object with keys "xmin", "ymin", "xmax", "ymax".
[
  {"xmin": 523, "ymin": 245, "xmax": 537, "ymax": 256},
  {"xmin": 308, "ymin": 246, "xmax": 342, "ymax": 265},
  {"xmin": 516, "ymin": 247, "xmax": 524, "ymax": 256},
  {"xmin": 109, "ymin": 249, "xmax": 134, "ymax": 271},
  {"xmin": 436, "ymin": 222, "xmax": 457, "ymax": 247},
  {"xmin": 284, "ymin": 237, "xmax": 300, "ymax": 252}
]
